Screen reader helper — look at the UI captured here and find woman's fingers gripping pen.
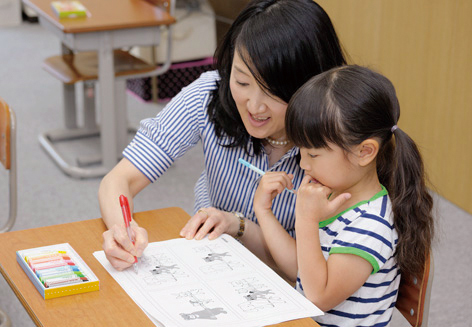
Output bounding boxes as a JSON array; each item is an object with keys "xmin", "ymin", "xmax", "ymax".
[{"xmin": 119, "ymin": 195, "xmax": 139, "ymax": 274}]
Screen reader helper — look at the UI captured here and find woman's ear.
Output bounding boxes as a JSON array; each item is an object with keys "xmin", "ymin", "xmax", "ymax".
[{"xmin": 356, "ymin": 139, "xmax": 379, "ymax": 167}]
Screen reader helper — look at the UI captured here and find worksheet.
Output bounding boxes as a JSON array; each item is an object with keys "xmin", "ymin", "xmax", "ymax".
[{"xmin": 94, "ymin": 234, "xmax": 323, "ymax": 327}]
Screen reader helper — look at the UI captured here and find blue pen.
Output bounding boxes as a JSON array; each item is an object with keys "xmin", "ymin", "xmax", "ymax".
[{"xmin": 238, "ymin": 158, "xmax": 295, "ymax": 194}]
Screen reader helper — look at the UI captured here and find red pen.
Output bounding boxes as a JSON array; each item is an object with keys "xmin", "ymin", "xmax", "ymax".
[{"xmin": 119, "ymin": 195, "xmax": 138, "ymax": 274}]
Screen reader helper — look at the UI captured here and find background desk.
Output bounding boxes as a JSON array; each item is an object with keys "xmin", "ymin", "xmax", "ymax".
[
  {"xmin": 0, "ymin": 207, "xmax": 319, "ymax": 327},
  {"xmin": 22, "ymin": 0, "xmax": 175, "ymax": 178}
]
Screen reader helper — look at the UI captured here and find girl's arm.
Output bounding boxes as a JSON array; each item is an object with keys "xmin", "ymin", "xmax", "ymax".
[
  {"xmin": 253, "ymin": 172, "xmax": 298, "ymax": 283},
  {"xmin": 295, "ymin": 177, "xmax": 371, "ymax": 311}
]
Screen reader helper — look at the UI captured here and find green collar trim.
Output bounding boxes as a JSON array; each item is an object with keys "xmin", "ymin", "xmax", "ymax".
[{"xmin": 318, "ymin": 185, "xmax": 387, "ymax": 228}]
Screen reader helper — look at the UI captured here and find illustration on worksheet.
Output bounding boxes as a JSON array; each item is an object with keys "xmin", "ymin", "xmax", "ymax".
[
  {"xmin": 232, "ymin": 277, "xmax": 286, "ymax": 312},
  {"xmin": 175, "ymin": 289, "xmax": 228, "ymax": 321},
  {"xmin": 192, "ymin": 243, "xmax": 244, "ymax": 274},
  {"xmin": 94, "ymin": 235, "xmax": 324, "ymax": 327},
  {"xmin": 139, "ymin": 252, "xmax": 189, "ymax": 285}
]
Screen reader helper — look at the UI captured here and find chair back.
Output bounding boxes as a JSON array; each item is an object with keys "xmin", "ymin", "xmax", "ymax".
[
  {"xmin": 395, "ymin": 252, "xmax": 434, "ymax": 326},
  {"xmin": 0, "ymin": 97, "xmax": 17, "ymax": 233}
]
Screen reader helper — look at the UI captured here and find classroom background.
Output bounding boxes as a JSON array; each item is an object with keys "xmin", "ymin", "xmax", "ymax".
[{"xmin": 1, "ymin": 0, "xmax": 471, "ymax": 326}]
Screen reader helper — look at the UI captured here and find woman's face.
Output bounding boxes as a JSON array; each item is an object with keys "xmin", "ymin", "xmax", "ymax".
[{"xmin": 229, "ymin": 51, "xmax": 288, "ymax": 141}]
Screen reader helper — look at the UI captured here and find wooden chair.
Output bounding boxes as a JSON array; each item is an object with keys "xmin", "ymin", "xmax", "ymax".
[
  {"xmin": 39, "ymin": 0, "xmax": 175, "ymax": 178},
  {"xmin": 0, "ymin": 97, "xmax": 17, "ymax": 233},
  {"xmin": 0, "ymin": 309, "xmax": 12, "ymax": 327},
  {"xmin": 395, "ymin": 252, "xmax": 434, "ymax": 326}
]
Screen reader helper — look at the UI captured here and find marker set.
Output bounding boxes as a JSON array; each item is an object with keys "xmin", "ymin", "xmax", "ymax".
[{"xmin": 17, "ymin": 243, "xmax": 99, "ymax": 299}]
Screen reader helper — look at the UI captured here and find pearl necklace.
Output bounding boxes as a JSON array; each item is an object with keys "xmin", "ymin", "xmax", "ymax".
[{"xmin": 265, "ymin": 137, "xmax": 290, "ymax": 147}]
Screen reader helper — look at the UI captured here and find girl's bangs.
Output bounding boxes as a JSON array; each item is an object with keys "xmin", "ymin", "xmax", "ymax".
[{"xmin": 286, "ymin": 81, "xmax": 343, "ymax": 150}]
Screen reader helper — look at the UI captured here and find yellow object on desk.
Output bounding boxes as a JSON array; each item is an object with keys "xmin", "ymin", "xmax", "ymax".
[
  {"xmin": 51, "ymin": 1, "xmax": 87, "ymax": 18},
  {"xmin": 16, "ymin": 243, "xmax": 99, "ymax": 299}
]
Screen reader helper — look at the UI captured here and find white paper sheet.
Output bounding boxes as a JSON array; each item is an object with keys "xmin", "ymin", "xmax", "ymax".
[{"xmin": 93, "ymin": 234, "xmax": 323, "ymax": 327}]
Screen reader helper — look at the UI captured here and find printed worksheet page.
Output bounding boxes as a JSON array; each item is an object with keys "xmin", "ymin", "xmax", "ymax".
[{"xmin": 94, "ymin": 234, "xmax": 323, "ymax": 327}]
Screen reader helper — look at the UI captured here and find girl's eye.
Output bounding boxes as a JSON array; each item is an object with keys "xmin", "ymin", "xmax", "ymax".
[
  {"xmin": 236, "ymin": 81, "xmax": 249, "ymax": 87},
  {"xmin": 308, "ymin": 154, "xmax": 318, "ymax": 159}
]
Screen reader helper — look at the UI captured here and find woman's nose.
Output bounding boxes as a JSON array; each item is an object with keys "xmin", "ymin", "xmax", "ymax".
[
  {"xmin": 249, "ymin": 102, "xmax": 267, "ymax": 113},
  {"xmin": 247, "ymin": 91, "xmax": 267, "ymax": 113}
]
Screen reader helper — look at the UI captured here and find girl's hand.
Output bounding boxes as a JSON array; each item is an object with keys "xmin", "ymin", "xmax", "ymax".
[
  {"xmin": 102, "ymin": 224, "xmax": 148, "ymax": 271},
  {"xmin": 295, "ymin": 175, "xmax": 351, "ymax": 225},
  {"xmin": 254, "ymin": 172, "xmax": 294, "ymax": 216},
  {"xmin": 180, "ymin": 208, "xmax": 240, "ymax": 241}
]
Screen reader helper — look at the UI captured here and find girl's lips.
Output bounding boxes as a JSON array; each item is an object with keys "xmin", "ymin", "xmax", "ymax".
[{"xmin": 248, "ymin": 112, "xmax": 270, "ymax": 127}]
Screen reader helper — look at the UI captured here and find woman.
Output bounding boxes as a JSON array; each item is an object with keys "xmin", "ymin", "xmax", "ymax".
[{"xmin": 99, "ymin": 0, "xmax": 346, "ymax": 271}]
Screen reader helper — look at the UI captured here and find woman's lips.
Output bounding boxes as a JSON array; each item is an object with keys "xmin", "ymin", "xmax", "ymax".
[{"xmin": 248, "ymin": 112, "xmax": 270, "ymax": 127}]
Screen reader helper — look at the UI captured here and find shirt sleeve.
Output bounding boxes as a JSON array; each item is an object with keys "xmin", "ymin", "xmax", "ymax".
[
  {"xmin": 329, "ymin": 210, "xmax": 397, "ymax": 274},
  {"xmin": 123, "ymin": 71, "xmax": 217, "ymax": 182}
]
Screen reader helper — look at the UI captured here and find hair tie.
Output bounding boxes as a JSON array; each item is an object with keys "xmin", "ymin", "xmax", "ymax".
[{"xmin": 391, "ymin": 125, "xmax": 398, "ymax": 133}]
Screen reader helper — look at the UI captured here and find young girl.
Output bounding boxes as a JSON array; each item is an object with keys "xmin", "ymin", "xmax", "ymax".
[{"xmin": 253, "ymin": 65, "xmax": 434, "ymax": 326}]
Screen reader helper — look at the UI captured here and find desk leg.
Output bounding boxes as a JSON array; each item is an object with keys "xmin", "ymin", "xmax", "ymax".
[
  {"xmin": 61, "ymin": 44, "xmax": 78, "ymax": 129},
  {"xmin": 98, "ymin": 32, "xmax": 118, "ymax": 171},
  {"xmin": 63, "ymin": 84, "xmax": 77, "ymax": 129},
  {"xmin": 115, "ymin": 78, "xmax": 128, "ymax": 155}
]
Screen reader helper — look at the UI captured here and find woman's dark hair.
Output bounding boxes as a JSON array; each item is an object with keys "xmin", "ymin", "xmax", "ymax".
[
  {"xmin": 207, "ymin": 0, "xmax": 346, "ymax": 154},
  {"xmin": 286, "ymin": 65, "xmax": 434, "ymax": 276}
]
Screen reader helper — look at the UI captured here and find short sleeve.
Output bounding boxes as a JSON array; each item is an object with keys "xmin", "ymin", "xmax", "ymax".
[
  {"xmin": 123, "ymin": 71, "xmax": 218, "ymax": 182},
  {"xmin": 329, "ymin": 211, "xmax": 397, "ymax": 274}
]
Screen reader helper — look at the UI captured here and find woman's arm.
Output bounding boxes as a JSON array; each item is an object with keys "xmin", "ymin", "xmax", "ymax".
[{"xmin": 99, "ymin": 158, "xmax": 151, "ymax": 270}]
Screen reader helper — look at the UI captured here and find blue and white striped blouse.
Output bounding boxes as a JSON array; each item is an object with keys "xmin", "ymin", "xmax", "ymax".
[
  {"xmin": 296, "ymin": 186, "xmax": 400, "ymax": 326},
  {"xmin": 123, "ymin": 71, "xmax": 304, "ymax": 236}
]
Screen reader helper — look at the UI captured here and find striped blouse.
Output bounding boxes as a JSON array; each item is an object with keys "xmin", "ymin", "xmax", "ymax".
[
  {"xmin": 123, "ymin": 71, "xmax": 304, "ymax": 236},
  {"xmin": 296, "ymin": 186, "xmax": 400, "ymax": 327}
]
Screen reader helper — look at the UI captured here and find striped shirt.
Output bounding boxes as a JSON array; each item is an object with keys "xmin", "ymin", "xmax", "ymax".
[
  {"xmin": 296, "ymin": 186, "xmax": 400, "ymax": 327},
  {"xmin": 123, "ymin": 71, "xmax": 304, "ymax": 235}
]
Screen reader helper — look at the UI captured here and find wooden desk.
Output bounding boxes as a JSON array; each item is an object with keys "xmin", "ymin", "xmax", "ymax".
[
  {"xmin": 0, "ymin": 207, "xmax": 319, "ymax": 327},
  {"xmin": 23, "ymin": 0, "xmax": 176, "ymax": 178}
]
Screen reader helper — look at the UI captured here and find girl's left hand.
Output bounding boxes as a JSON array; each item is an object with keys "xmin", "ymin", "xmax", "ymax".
[{"xmin": 295, "ymin": 176, "xmax": 351, "ymax": 225}]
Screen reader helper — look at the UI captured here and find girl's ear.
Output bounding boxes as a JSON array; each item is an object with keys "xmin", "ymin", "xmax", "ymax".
[{"xmin": 355, "ymin": 139, "xmax": 379, "ymax": 167}]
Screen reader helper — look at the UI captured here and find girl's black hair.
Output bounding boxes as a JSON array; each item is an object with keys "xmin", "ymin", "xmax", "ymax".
[
  {"xmin": 286, "ymin": 65, "xmax": 434, "ymax": 276},
  {"xmin": 207, "ymin": 0, "xmax": 346, "ymax": 155}
]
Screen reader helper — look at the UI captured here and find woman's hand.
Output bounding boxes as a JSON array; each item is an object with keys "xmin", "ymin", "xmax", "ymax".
[
  {"xmin": 295, "ymin": 175, "xmax": 351, "ymax": 226},
  {"xmin": 102, "ymin": 223, "xmax": 148, "ymax": 270},
  {"xmin": 180, "ymin": 208, "xmax": 240, "ymax": 241},
  {"xmin": 254, "ymin": 172, "xmax": 294, "ymax": 216}
]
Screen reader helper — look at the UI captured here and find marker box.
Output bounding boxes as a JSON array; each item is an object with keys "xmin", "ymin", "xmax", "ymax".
[{"xmin": 16, "ymin": 243, "xmax": 99, "ymax": 299}]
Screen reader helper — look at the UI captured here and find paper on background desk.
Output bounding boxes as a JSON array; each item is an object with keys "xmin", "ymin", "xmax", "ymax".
[{"xmin": 93, "ymin": 234, "xmax": 323, "ymax": 327}]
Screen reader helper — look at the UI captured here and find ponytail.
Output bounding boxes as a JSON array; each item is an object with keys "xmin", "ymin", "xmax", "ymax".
[{"xmin": 378, "ymin": 128, "xmax": 434, "ymax": 276}]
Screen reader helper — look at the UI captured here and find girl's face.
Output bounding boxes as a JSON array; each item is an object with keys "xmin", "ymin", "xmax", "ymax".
[
  {"xmin": 229, "ymin": 51, "xmax": 288, "ymax": 141},
  {"xmin": 299, "ymin": 144, "xmax": 359, "ymax": 192}
]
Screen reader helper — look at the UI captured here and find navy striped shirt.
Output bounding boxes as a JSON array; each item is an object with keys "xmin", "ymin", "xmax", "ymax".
[
  {"xmin": 123, "ymin": 71, "xmax": 304, "ymax": 235},
  {"xmin": 296, "ymin": 186, "xmax": 400, "ymax": 326}
]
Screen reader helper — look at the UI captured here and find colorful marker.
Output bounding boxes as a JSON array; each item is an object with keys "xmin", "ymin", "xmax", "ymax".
[
  {"xmin": 36, "ymin": 265, "xmax": 80, "ymax": 278},
  {"xmin": 44, "ymin": 276, "xmax": 89, "ymax": 288},
  {"xmin": 24, "ymin": 251, "xmax": 67, "ymax": 262},
  {"xmin": 30, "ymin": 260, "xmax": 76, "ymax": 272},
  {"xmin": 28, "ymin": 255, "xmax": 71, "ymax": 267},
  {"xmin": 39, "ymin": 272, "xmax": 86, "ymax": 284}
]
